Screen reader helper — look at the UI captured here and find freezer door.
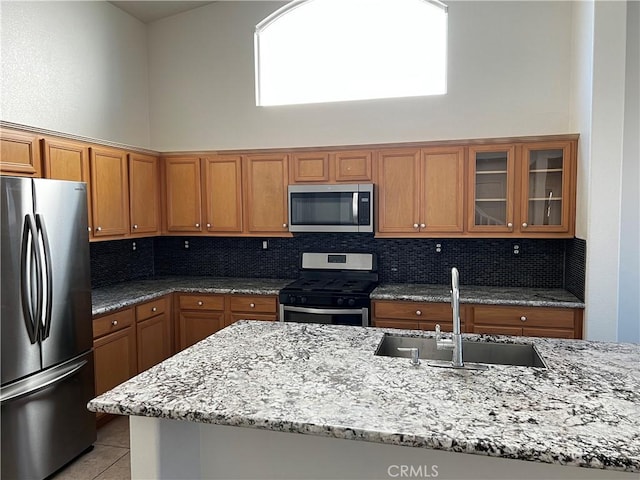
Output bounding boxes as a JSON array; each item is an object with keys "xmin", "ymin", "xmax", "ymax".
[
  {"xmin": 33, "ymin": 179, "xmax": 92, "ymax": 368},
  {"xmin": 1, "ymin": 351, "xmax": 97, "ymax": 480},
  {"xmin": 1, "ymin": 176, "xmax": 42, "ymax": 385}
]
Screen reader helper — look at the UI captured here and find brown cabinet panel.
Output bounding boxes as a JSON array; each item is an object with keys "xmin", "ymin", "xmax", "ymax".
[
  {"xmin": 179, "ymin": 294, "xmax": 225, "ymax": 311},
  {"xmin": 472, "ymin": 325, "xmax": 523, "ymax": 336},
  {"xmin": 333, "ymin": 150, "xmax": 372, "ymax": 182},
  {"xmin": 90, "ymin": 146, "xmax": 129, "ymax": 238},
  {"xmin": 421, "ymin": 147, "xmax": 465, "ymax": 233},
  {"xmin": 472, "ymin": 305, "xmax": 574, "ymax": 329},
  {"xmin": 135, "ymin": 297, "xmax": 167, "ymax": 322},
  {"xmin": 164, "ymin": 157, "xmax": 203, "ymax": 232},
  {"xmin": 243, "ymin": 154, "xmax": 289, "ymax": 234},
  {"xmin": 137, "ymin": 313, "xmax": 171, "ymax": 373},
  {"xmin": 374, "ymin": 301, "xmax": 461, "ymax": 322},
  {"xmin": 179, "ymin": 311, "xmax": 225, "ymax": 350},
  {"xmin": 0, "ymin": 129, "xmax": 41, "ymax": 177},
  {"xmin": 94, "ymin": 326, "xmax": 137, "ymax": 396},
  {"xmin": 129, "ymin": 153, "xmax": 160, "ymax": 235},
  {"xmin": 229, "ymin": 295, "xmax": 277, "ymax": 314},
  {"xmin": 523, "ymin": 327, "xmax": 575, "ymax": 339},
  {"xmin": 93, "ymin": 308, "xmax": 135, "ymax": 339},
  {"xmin": 203, "ymin": 156, "xmax": 243, "ymax": 233},
  {"xmin": 228, "ymin": 313, "xmax": 277, "ymax": 326},
  {"xmin": 290, "ymin": 152, "xmax": 330, "ymax": 182},
  {"xmin": 372, "ymin": 319, "xmax": 421, "ymax": 330}
]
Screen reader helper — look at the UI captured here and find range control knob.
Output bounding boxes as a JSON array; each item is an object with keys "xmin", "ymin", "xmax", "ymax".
[
  {"xmin": 289, "ymin": 295, "xmax": 297, "ymax": 304},
  {"xmin": 336, "ymin": 298, "xmax": 344, "ymax": 306},
  {"xmin": 347, "ymin": 298, "xmax": 356, "ymax": 307},
  {"xmin": 300, "ymin": 296, "xmax": 307, "ymax": 304}
]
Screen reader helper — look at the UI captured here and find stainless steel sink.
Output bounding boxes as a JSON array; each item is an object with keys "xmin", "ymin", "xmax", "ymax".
[{"xmin": 375, "ymin": 334, "xmax": 547, "ymax": 368}]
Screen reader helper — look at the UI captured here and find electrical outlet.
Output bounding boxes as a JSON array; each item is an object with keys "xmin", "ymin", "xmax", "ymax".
[
  {"xmin": 184, "ymin": 240, "xmax": 190, "ymax": 250},
  {"xmin": 435, "ymin": 243, "xmax": 442, "ymax": 253},
  {"xmin": 132, "ymin": 241, "xmax": 137, "ymax": 251},
  {"xmin": 513, "ymin": 244, "xmax": 520, "ymax": 255}
]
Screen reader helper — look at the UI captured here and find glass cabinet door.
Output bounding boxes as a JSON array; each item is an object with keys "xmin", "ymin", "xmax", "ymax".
[
  {"xmin": 468, "ymin": 146, "xmax": 515, "ymax": 232},
  {"xmin": 521, "ymin": 142, "xmax": 572, "ymax": 233}
]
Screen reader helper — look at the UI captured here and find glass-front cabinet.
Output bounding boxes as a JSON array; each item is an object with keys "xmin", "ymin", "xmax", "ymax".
[
  {"xmin": 521, "ymin": 142, "xmax": 573, "ymax": 234},
  {"xmin": 467, "ymin": 141, "xmax": 575, "ymax": 237},
  {"xmin": 468, "ymin": 145, "xmax": 516, "ymax": 233}
]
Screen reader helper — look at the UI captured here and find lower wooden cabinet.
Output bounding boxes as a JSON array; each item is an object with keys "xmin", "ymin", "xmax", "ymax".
[
  {"xmin": 177, "ymin": 294, "xmax": 226, "ymax": 350},
  {"xmin": 135, "ymin": 296, "xmax": 171, "ymax": 372},
  {"xmin": 372, "ymin": 300, "xmax": 464, "ymax": 332},
  {"xmin": 93, "ymin": 308, "xmax": 137, "ymax": 422},
  {"xmin": 469, "ymin": 305, "xmax": 582, "ymax": 339},
  {"xmin": 226, "ymin": 295, "xmax": 278, "ymax": 326}
]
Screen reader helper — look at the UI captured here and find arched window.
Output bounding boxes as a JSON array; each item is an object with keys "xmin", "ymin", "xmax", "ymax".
[{"xmin": 255, "ymin": 0, "xmax": 448, "ymax": 106}]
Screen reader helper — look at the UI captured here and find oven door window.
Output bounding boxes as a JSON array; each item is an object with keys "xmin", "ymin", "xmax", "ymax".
[
  {"xmin": 283, "ymin": 307, "xmax": 366, "ymax": 326},
  {"xmin": 290, "ymin": 192, "xmax": 357, "ymax": 226}
]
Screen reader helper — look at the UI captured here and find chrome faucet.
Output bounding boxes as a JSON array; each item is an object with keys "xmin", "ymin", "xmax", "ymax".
[{"xmin": 435, "ymin": 267, "xmax": 464, "ymax": 367}]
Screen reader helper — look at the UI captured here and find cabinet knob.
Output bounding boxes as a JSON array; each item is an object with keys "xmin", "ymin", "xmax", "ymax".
[
  {"xmin": 282, "ymin": 223, "xmax": 288, "ymax": 228},
  {"xmin": 420, "ymin": 223, "xmax": 426, "ymax": 228},
  {"xmin": 96, "ymin": 226, "xmax": 102, "ymax": 232},
  {"xmin": 88, "ymin": 227, "xmax": 92, "ymax": 232},
  {"xmin": 206, "ymin": 223, "xmax": 211, "ymax": 228},
  {"xmin": 520, "ymin": 316, "xmax": 527, "ymax": 322},
  {"xmin": 198, "ymin": 301, "xmax": 203, "ymax": 306},
  {"xmin": 250, "ymin": 303, "xmax": 255, "ymax": 308},
  {"xmin": 111, "ymin": 320, "xmax": 118, "ymax": 326},
  {"xmin": 151, "ymin": 307, "xmax": 157, "ymax": 312},
  {"xmin": 133, "ymin": 224, "xmax": 138, "ymax": 229},
  {"xmin": 413, "ymin": 223, "xmax": 419, "ymax": 229},
  {"xmin": 195, "ymin": 223, "xmax": 200, "ymax": 228},
  {"xmin": 522, "ymin": 222, "xmax": 528, "ymax": 228},
  {"xmin": 507, "ymin": 222, "xmax": 513, "ymax": 228},
  {"xmin": 415, "ymin": 310, "xmax": 422, "ymax": 316}
]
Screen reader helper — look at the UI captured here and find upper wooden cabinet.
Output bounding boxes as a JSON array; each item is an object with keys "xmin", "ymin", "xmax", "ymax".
[
  {"xmin": 163, "ymin": 156, "xmax": 203, "ymax": 233},
  {"xmin": 129, "ymin": 153, "xmax": 160, "ymax": 236},
  {"xmin": 467, "ymin": 141, "xmax": 575, "ymax": 237},
  {"xmin": 0, "ymin": 129, "xmax": 41, "ymax": 177},
  {"xmin": 90, "ymin": 147, "xmax": 130, "ymax": 239},
  {"xmin": 376, "ymin": 147, "xmax": 464, "ymax": 236},
  {"xmin": 243, "ymin": 153, "xmax": 290, "ymax": 235},
  {"xmin": 203, "ymin": 155, "xmax": 243, "ymax": 233},
  {"xmin": 289, "ymin": 150, "xmax": 373, "ymax": 184}
]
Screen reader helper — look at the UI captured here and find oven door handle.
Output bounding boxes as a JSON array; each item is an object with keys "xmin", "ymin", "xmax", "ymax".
[{"xmin": 282, "ymin": 305, "xmax": 365, "ymax": 315}]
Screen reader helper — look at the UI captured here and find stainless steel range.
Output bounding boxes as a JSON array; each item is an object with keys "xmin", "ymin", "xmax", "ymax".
[{"xmin": 279, "ymin": 253, "xmax": 378, "ymax": 326}]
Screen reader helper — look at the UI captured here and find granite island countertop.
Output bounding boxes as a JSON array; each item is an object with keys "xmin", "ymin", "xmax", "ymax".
[
  {"xmin": 372, "ymin": 284, "xmax": 585, "ymax": 308},
  {"xmin": 89, "ymin": 321, "xmax": 639, "ymax": 473},
  {"xmin": 91, "ymin": 276, "xmax": 292, "ymax": 316}
]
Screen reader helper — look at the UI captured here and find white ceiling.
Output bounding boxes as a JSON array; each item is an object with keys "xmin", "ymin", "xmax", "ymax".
[{"xmin": 109, "ymin": 1, "xmax": 217, "ymax": 23}]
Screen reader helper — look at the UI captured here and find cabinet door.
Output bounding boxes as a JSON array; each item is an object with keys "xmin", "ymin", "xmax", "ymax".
[
  {"xmin": 42, "ymin": 138, "xmax": 92, "ymax": 232},
  {"xmin": 290, "ymin": 152, "xmax": 330, "ymax": 183},
  {"xmin": 520, "ymin": 142, "xmax": 574, "ymax": 234},
  {"xmin": 376, "ymin": 149, "xmax": 421, "ymax": 234},
  {"xmin": 243, "ymin": 154, "xmax": 289, "ymax": 234},
  {"xmin": 90, "ymin": 147, "xmax": 129, "ymax": 238},
  {"xmin": 372, "ymin": 319, "xmax": 421, "ymax": 330},
  {"xmin": 137, "ymin": 313, "xmax": 171, "ymax": 373},
  {"xmin": 467, "ymin": 145, "xmax": 516, "ymax": 233},
  {"xmin": 333, "ymin": 150, "xmax": 372, "ymax": 182},
  {"xmin": 203, "ymin": 155, "xmax": 243, "ymax": 233},
  {"xmin": 164, "ymin": 157, "xmax": 203, "ymax": 232},
  {"xmin": 472, "ymin": 325, "xmax": 523, "ymax": 336},
  {"xmin": 129, "ymin": 153, "xmax": 160, "ymax": 235},
  {"xmin": 420, "ymin": 147, "xmax": 465, "ymax": 233},
  {"xmin": 94, "ymin": 326, "xmax": 137, "ymax": 396},
  {"xmin": 179, "ymin": 311, "xmax": 225, "ymax": 350},
  {"xmin": 0, "ymin": 129, "xmax": 41, "ymax": 177}
]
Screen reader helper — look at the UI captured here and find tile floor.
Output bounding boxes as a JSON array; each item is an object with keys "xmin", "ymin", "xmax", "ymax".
[{"xmin": 51, "ymin": 416, "xmax": 131, "ymax": 480}]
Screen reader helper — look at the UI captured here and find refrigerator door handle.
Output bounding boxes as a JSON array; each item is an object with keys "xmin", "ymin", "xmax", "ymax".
[
  {"xmin": 20, "ymin": 214, "xmax": 40, "ymax": 344},
  {"xmin": 36, "ymin": 214, "xmax": 53, "ymax": 340},
  {"xmin": 0, "ymin": 357, "xmax": 88, "ymax": 403}
]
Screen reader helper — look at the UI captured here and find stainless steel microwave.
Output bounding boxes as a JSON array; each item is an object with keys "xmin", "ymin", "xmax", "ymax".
[{"xmin": 288, "ymin": 184, "xmax": 374, "ymax": 233}]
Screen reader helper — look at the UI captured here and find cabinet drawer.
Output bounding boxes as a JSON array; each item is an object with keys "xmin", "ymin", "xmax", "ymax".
[
  {"xmin": 472, "ymin": 305, "xmax": 574, "ymax": 329},
  {"xmin": 374, "ymin": 301, "xmax": 456, "ymax": 321},
  {"xmin": 179, "ymin": 294, "xmax": 225, "ymax": 311},
  {"xmin": 135, "ymin": 297, "xmax": 167, "ymax": 321},
  {"xmin": 93, "ymin": 308, "xmax": 134, "ymax": 339},
  {"xmin": 229, "ymin": 295, "xmax": 277, "ymax": 314}
]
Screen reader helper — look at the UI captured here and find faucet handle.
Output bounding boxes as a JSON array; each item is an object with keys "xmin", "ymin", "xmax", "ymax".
[
  {"xmin": 397, "ymin": 347, "xmax": 420, "ymax": 366},
  {"xmin": 435, "ymin": 324, "xmax": 454, "ymax": 350}
]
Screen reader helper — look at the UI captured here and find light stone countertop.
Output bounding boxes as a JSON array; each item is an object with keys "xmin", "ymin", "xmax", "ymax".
[{"xmin": 89, "ymin": 320, "xmax": 639, "ymax": 473}]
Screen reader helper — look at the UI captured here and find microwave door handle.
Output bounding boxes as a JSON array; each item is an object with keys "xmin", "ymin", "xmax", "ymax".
[{"xmin": 352, "ymin": 192, "xmax": 359, "ymax": 224}]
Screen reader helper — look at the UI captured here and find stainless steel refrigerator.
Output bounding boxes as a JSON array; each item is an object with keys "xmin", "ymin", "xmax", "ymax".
[{"xmin": 1, "ymin": 176, "xmax": 96, "ymax": 480}]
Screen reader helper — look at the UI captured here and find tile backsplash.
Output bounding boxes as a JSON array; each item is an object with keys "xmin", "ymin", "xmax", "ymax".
[{"xmin": 90, "ymin": 234, "xmax": 585, "ymax": 297}]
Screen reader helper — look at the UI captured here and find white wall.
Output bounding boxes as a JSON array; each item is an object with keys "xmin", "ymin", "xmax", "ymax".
[
  {"xmin": 148, "ymin": 1, "xmax": 574, "ymax": 151},
  {"xmin": 0, "ymin": 1, "xmax": 151, "ymax": 148}
]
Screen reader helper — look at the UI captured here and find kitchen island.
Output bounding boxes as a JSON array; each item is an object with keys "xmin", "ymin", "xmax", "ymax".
[{"xmin": 88, "ymin": 321, "xmax": 639, "ymax": 479}]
